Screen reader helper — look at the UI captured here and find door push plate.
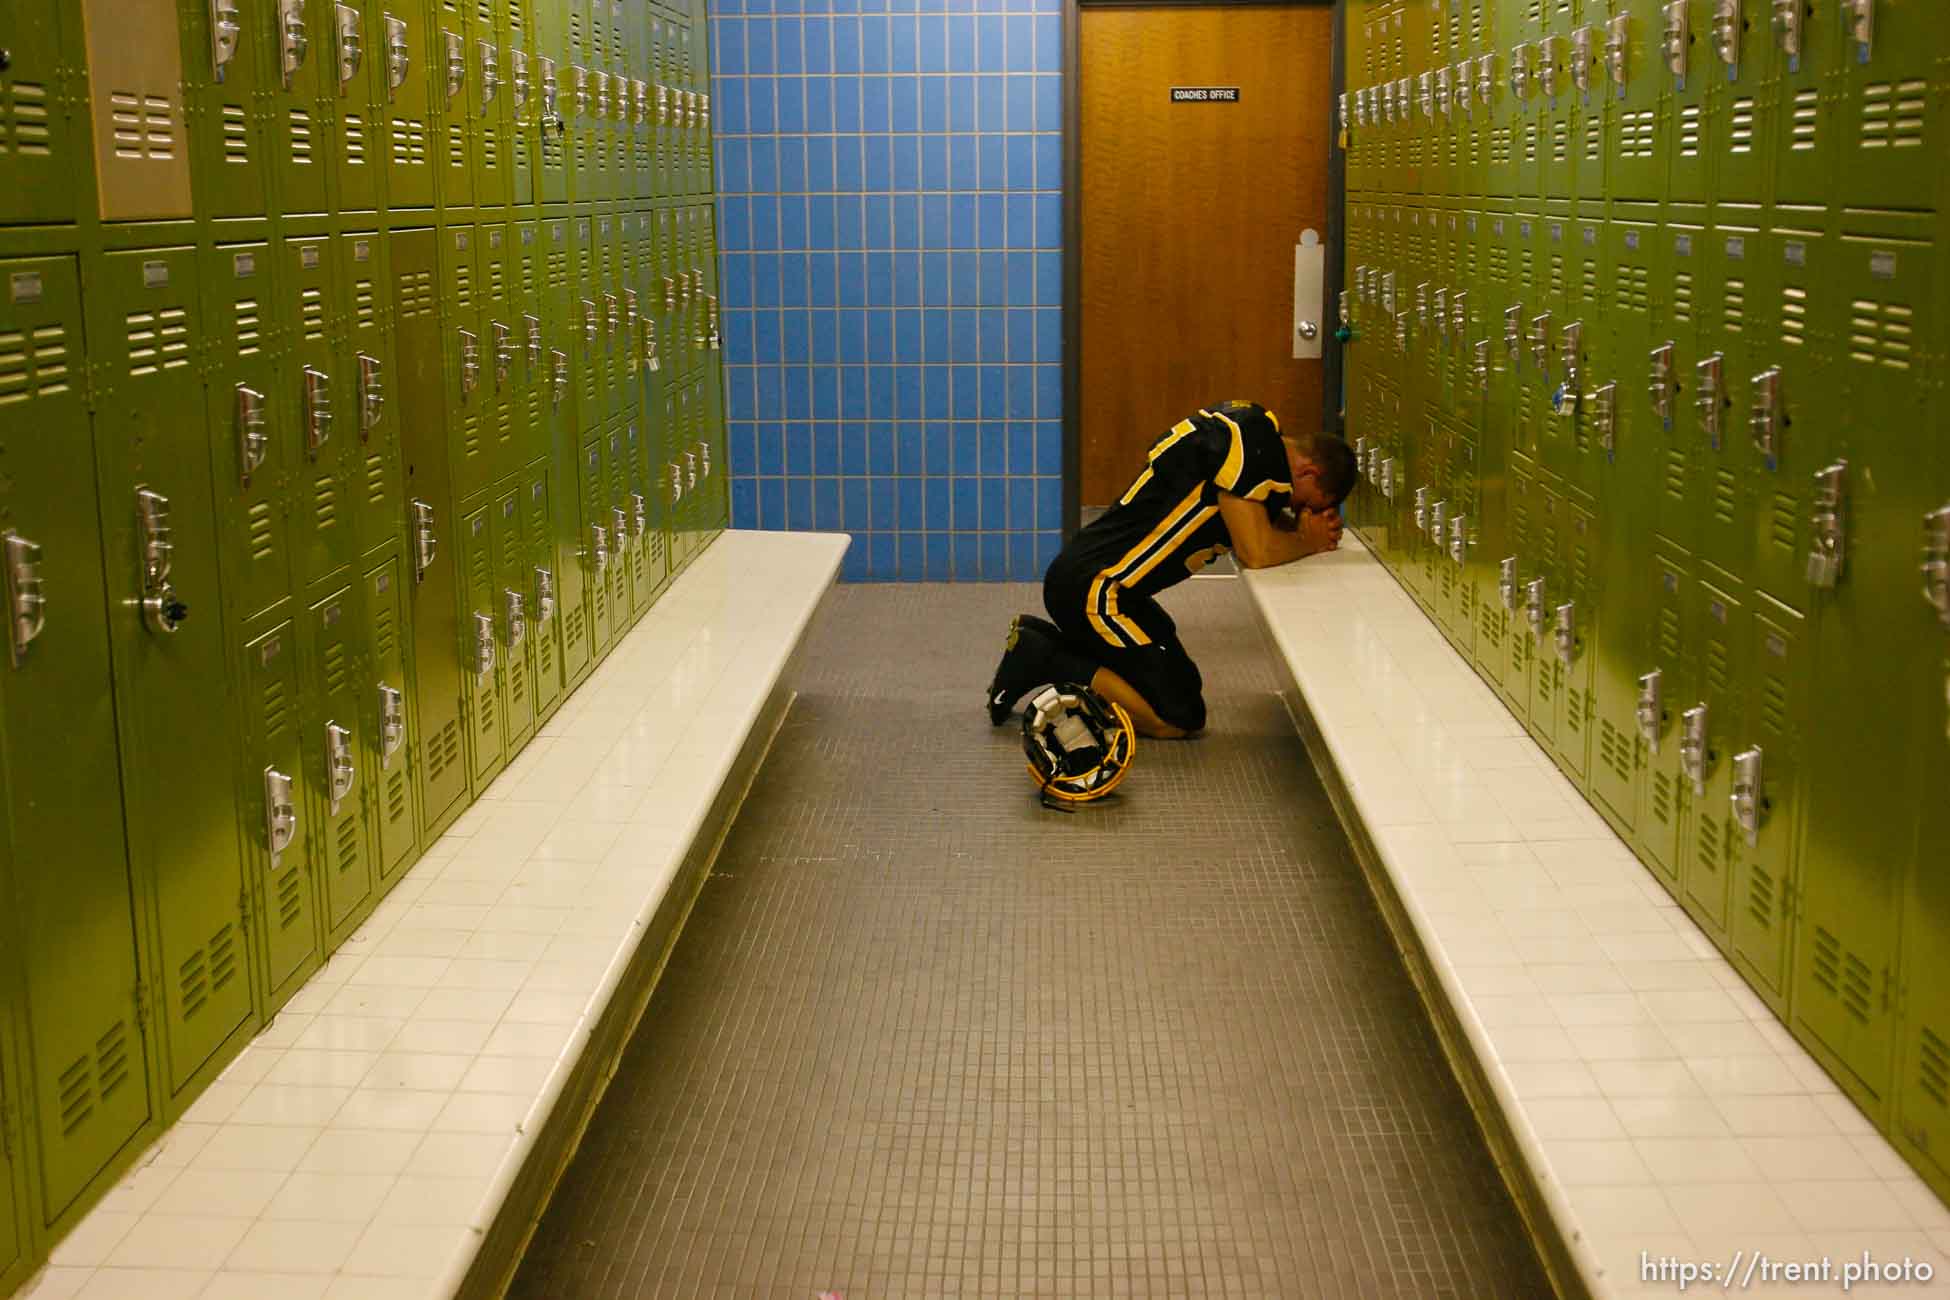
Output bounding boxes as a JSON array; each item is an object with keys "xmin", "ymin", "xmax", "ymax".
[
  {"xmin": 336, "ymin": 4, "xmax": 362, "ymax": 92},
  {"xmin": 356, "ymin": 353, "xmax": 383, "ymax": 434},
  {"xmin": 1750, "ymin": 366, "xmax": 1782, "ymax": 466},
  {"xmin": 1292, "ymin": 232, "xmax": 1324, "ymax": 360},
  {"xmin": 1807, "ymin": 460, "xmax": 1848, "ymax": 589},
  {"xmin": 534, "ymin": 567, "xmax": 556, "ymax": 627},
  {"xmin": 1637, "ymin": 669, "xmax": 1664, "ymax": 751},
  {"xmin": 264, "ymin": 767, "xmax": 297, "ymax": 867},
  {"xmin": 384, "ymin": 14, "xmax": 409, "ymax": 96},
  {"xmin": 237, "ymin": 384, "xmax": 269, "ymax": 480},
  {"xmin": 279, "ymin": 0, "xmax": 311, "ymax": 90},
  {"xmin": 1696, "ymin": 352, "xmax": 1724, "ymax": 448},
  {"xmin": 504, "ymin": 589, "xmax": 526, "ymax": 651},
  {"xmin": 378, "ymin": 683, "xmax": 405, "ymax": 767},
  {"xmin": 1606, "ymin": 14, "xmax": 1631, "ymax": 92},
  {"xmin": 411, "ymin": 499, "xmax": 436, "ymax": 581},
  {"xmin": 5, "ymin": 532, "xmax": 46, "ymax": 667},
  {"xmin": 1730, "ymin": 746, "xmax": 1764, "ymax": 845},
  {"xmin": 210, "ymin": 0, "xmax": 242, "ymax": 81},
  {"xmin": 325, "ymin": 720, "xmax": 355, "ymax": 815},
  {"xmin": 1680, "ymin": 704, "xmax": 1709, "ymax": 795},
  {"xmin": 303, "ymin": 366, "xmax": 333, "ymax": 456},
  {"xmin": 1664, "ymin": 0, "xmax": 1691, "ymax": 87},
  {"xmin": 1924, "ymin": 505, "xmax": 1950, "ymax": 629}
]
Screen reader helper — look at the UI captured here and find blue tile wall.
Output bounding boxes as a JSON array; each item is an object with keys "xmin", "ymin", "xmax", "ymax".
[{"xmin": 711, "ymin": 0, "xmax": 1065, "ymax": 582}]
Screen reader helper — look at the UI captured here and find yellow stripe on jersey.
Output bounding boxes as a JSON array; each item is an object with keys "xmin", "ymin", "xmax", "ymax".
[
  {"xmin": 1242, "ymin": 477, "xmax": 1290, "ymax": 501},
  {"xmin": 1117, "ymin": 466, "xmax": 1154, "ymax": 506},
  {"xmin": 1124, "ymin": 505, "xmax": 1218, "ymax": 587},
  {"xmin": 1265, "ymin": 408, "xmax": 1280, "ymax": 433},
  {"xmin": 1146, "ymin": 418, "xmax": 1198, "ymax": 465},
  {"xmin": 1087, "ymin": 484, "xmax": 1205, "ymax": 648},
  {"xmin": 1212, "ymin": 409, "xmax": 1246, "ymax": 492}
]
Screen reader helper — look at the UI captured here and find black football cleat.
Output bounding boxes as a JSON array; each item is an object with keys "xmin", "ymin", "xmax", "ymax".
[{"xmin": 987, "ymin": 615, "xmax": 1057, "ymax": 726}]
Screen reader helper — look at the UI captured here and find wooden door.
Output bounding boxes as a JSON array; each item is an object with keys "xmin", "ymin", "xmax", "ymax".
[{"xmin": 1080, "ymin": 5, "xmax": 1333, "ymax": 506}]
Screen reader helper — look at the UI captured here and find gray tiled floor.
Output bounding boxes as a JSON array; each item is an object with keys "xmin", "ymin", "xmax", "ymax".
[{"xmin": 508, "ymin": 581, "xmax": 1551, "ymax": 1299}]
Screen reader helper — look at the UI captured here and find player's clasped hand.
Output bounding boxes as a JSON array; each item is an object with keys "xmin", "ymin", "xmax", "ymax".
[{"xmin": 1300, "ymin": 506, "xmax": 1344, "ymax": 555}]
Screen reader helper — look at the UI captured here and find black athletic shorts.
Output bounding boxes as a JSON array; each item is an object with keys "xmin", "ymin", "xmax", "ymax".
[{"xmin": 1043, "ymin": 554, "xmax": 1207, "ymax": 734}]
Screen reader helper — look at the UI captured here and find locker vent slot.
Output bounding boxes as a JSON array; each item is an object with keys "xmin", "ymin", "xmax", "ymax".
[
  {"xmin": 336, "ymin": 810, "xmax": 362, "ymax": 876},
  {"xmin": 366, "ymin": 453, "xmax": 388, "ymax": 507},
  {"xmin": 1849, "ymin": 300, "xmax": 1913, "ymax": 369},
  {"xmin": 111, "ymin": 92, "xmax": 177, "ymax": 161},
  {"xmin": 353, "ymin": 277, "xmax": 376, "ymax": 328},
  {"xmin": 1491, "ymin": 126, "xmax": 1511, "ymax": 167},
  {"xmin": 0, "ymin": 323, "xmax": 71, "ymax": 403},
  {"xmin": 276, "ymin": 863, "xmax": 304, "ymax": 929},
  {"xmin": 493, "ymin": 400, "xmax": 512, "ymax": 447},
  {"xmin": 1724, "ymin": 278, "xmax": 1744, "ymax": 333},
  {"xmin": 323, "ymin": 640, "xmax": 348, "ymax": 696},
  {"xmin": 1782, "ymin": 287, "xmax": 1807, "ymax": 345},
  {"xmin": 1843, "ymin": 952, "xmax": 1875, "ymax": 1025},
  {"xmin": 1705, "ymin": 640, "xmax": 1730, "ymax": 694},
  {"xmin": 1650, "ymin": 770, "xmax": 1675, "ymax": 827},
  {"xmin": 448, "ymin": 122, "xmax": 465, "ymax": 170},
  {"xmin": 1679, "ymin": 105, "xmax": 1702, "ymax": 158},
  {"xmin": 372, "ymin": 596, "xmax": 397, "ymax": 659},
  {"xmin": 1760, "ymin": 671, "xmax": 1788, "ymax": 735},
  {"xmin": 1489, "ymin": 245, "xmax": 1509, "ymax": 282},
  {"xmin": 565, "ymin": 604, "xmax": 587, "ymax": 653},
  {"xmin": 1859, "ymin": 81, "xmax": 1926, "ymax": 150},
  {"xmin": 288, "ymin": 109, "xmax": 314, "ymax": 165},
  {"xmin": 1620, "ymin": 110, "xmax": 1655, "ymax": 158},
  {"xmin": 1921, "ymin": 1026, "xmax": 1950, "ymax": 1109},
  {"xmin": 1789, "ymin": 90, "xmax": 1818, "ymax": 151},
  {"xmin": 489, "ymin": 257, "xmax": 505, "ymax": 302},
  {"xmin": 477, "ymin": 677, "xmax": 497, "ymax": 736},
  {"xmin": 222, "ymin": 104, "xmax": 250, "ymax": 165},
  {"xmin": 454, "ymin": 262, "xmax": 471, "ymax": 310},
  {"xmin": 301, "ymin": 287, "xmax": 327, "ymax": 340},
  {"xmin": 1468, "ymin": 0, "xmax": 1484, "ymax": 47},
  {"xmin": 463, "ymin": 413, "xmax": 483, "ymax": 464},
  {"xmin": 1658, "ymin": 605, "xmax": 1680, "ymax": 658},
  {"xmin": 235, "ymin": 298, "xmax": 263, "ymax": 352},
  {"xmin": 2, "ymin": 79, "xmax": 53, "ymax": 156},
  {"xmin": 398, "ymin": 269, "xmax": 435, "ymax": 319},
  {"xmin": 248, "ymin": 502, "xmax": 277, "ymax": 560},
  {"xmin": 1674, "ymin": 270, "xmax": 1694, "ymax": 323},
  {"xmin": 1552, "ymin": 119, "xmax": 1569, "ymax": 165},
  {"xmin": 262, "ymin": 676, "xmax": 291, "ymax": 738},
  {"xmin": 314, "ymin": 475, "xmax": 339, "ymax": 532},
  {"xmin": 1664, "ymin": 449, "xmax": 1687, "ymax": 500},
  {"xmin": 386, "ymin": 766, "xmax": 409, "ymax": 825},
  {"xmin": 508, "ymin": 642, "xmax": 527, "ymax": 699},
  {"xmin": 524, "ymin": 387, "xmax": 542, "ymax": 428},
  {"xmin": 1522, "ymin": 122, "xmax": 1538, "ymax": 165},
  {"xmin": 1747, "ymin": 864, "xmax": 1777, "ymax": 933},
  {"xmin": 1770, "ymin": 492, "xmax": 1798, "ymax": 555},
  {"xmin": 344, "ymin": 113, "xmax": 367, "ymax": 166},
  {"xmin": 482, "ymin": 124, "xmax": 498, "ymax": 170},
  {"xmin": 1696, "ymin": 808, "xmax": 1725, "ymax": 880},
  {"xmin": 209, "ymin": 923, "xmax": 239, "ymax": 997},
  {"xmin": 126, "ymin": 308, "xmax": 192, "ymax": 375},
  {"xmin": 1727, "ymin": 98, "xmax": 1755, "ymax": 153},
  {"xmin": 179, "ymin": 921, "xmax": 238, "ymax": 1022},
  {"xmin": 1599, "ymin": 721, "xmax": 1631, "ymax": 784},
  {"xmin": 392, "ymin": 118, "xmax": 428, "ymax": 167},
  {"xmin": 1619, "ymin": 263, "xmax": 1650, "ymax": 313},
  {"xmin": 1582, "ymin": 258, "xmax": 1598, "ymax": 306},
  {"xmin": 1584, "ymin": 114, "xmax": 1601, "ymax": 164},
  {"xmin": 427, "ymin": 717, "xmax": 462, "ymax": 786},
  {"xmin": 97, "ymin": 1021, "xmax": 132, "ymax": 1103}
]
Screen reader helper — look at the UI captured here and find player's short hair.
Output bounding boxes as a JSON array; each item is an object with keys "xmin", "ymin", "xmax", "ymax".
[{"xmin": 1289, "ymin": 434, "xmax": 1361, "ymax": 505}]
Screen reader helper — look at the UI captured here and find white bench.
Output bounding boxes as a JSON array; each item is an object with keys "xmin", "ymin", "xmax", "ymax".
[
  {"xmin": 1242, "ymin": 536, "xmax": 1950, "ymax": 1300},
  {"xmin": 17, "ymin": 530, "xmax": 848, "ymax": 1300}
]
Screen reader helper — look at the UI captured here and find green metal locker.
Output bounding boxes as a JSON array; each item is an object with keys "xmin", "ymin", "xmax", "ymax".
[
  {"xmin": 493, "ymin": 487, "xmax": 535, "ymax": 750},
  {"xmin": 0, "ymin": 254, "xmax": 154, "ymax": 1225},
  {"xmin": 524, "ymin": 467, "xmax": 565, "ymax": 722},
  {"xmin": 1651, "ymin": 220, "xmax": 1704, "ymax": 552},
  {"xmin": 341, "ymin": 231, "xmax": 404, "ymax": 558},
  {"xmin": 241, "ymin": 613, "xmax": 319, "ymax": 999},
  {"xmin": 267, "ymin": 0, "xmax": 335, "ymax": 214},
  {"xmin": 204, "ymin": 242, "xmax": 294, "ymax": 624},
  {"xmin": 0, "ymin": 0, "xmax": 83, "ymax": 225},
  {"xmin": 447, "ymin": 225, "xmax": 493, "ymax": 499},
  {"xmin": 1, "ymin": 1014, "xmax": 20, "ymax": 1283},
  {"xmin": 379, "ymin": 0, "xmax": 438, "ymax": 210},
  {"xmin": 1792, "ymin": 224, "xmax": 1938, "ymax": 1110},
  {"xmin": 552, "ymin": 433, "xmax": 594, "ymax": 686},
  {"xmin": 1748, "ymin": 224, "xmax": 1829, "ymax": 607},
  {"xmin": 481, "ymin": 224, "xmax": 519, "ymax": 482},
  {"xmin": 1603, "ymin": 1, "xmax": 1666, "ymax": 203},
  {"xmin": 334, "ymin": 0, "xmax": 384, "ymax": 211},
  {"xmin": 1694, "ymin": 220, "xmax": 1758, "ymax": 581},
  {"xmin": 461, "ymin": 499, "xmax": 505, "ymax": 783},
  {"xmin": 433, "ymin": 0, "xmax": 477, "ymax": 208},
  {"xmin": 392, "ymin": 228, "xmax": 469, "ymax": 834},
  {"xmin": 474, "ymin": 0, "xmax": 513, "ymax": 209},
  {"xmin": 507, "ymin": 0, "xmax": 538, "ymax": 206},
  {"xmin": 595, "ymin": 210, "xmax": 626, "ymax": 419},
  {"xmin": 1834, "ymin": 0, "xmax": 1945, "ymax": 214},
  {"xmin": 89, "ymin": 246, "xmax": 255, "ymax": 1104},
  {"xmin": 574, "ymin": 215, "xmax": 604, "ymax": 422},
  {"xmin": 1504, "ymin": 465, "xmax": 1539, "ymax": 721},
  {"xmin": 363, "ymin": 556, "xmax": 417, "ymax": 882},
  {"xmin": 1636, "ymin": 544, "xmax": 1692, "ymax": 886},
  {"xmin": 1771, "ymin": 0, "xmax": 1836, "ymax": 209},
  {"xmin": 578, "ymin": 437, "xmax": 615, "ymax": 653},
  {"xmin": 287, "ymin": 235, "xmax": 357, "ymax": 590},
  {"xmin": 604, "ymin": 424, "xmax": 635, "ymax": 626},
  {"xmin": 1896, "ymin": 583, "xmax": 1950, "ymax": 1193},
  {"xmin": 1704, "ymin": 0, "xmax": 1769, "ymax": 205},
  {"xmin": 1727, "ymin": 595, "xmax": 1804, "ymax": 1008},
  {"xmin": 302, "ymin": 585, "xmax": 374, "ymax": 940},
  {"xmin": 1664, "ymin": 0, "xmax": 1712, "ymax": 204},
  {"xmin": 180, "ymin": 0, "xmax": 271, "ymax": 219},
  {"xmin": 1682, "ymin": 573, "xmax": 1742, "ymax": 941},
  {"xmin": 512, "ymin": 221, "xmax": 546, "ymax": 473}
]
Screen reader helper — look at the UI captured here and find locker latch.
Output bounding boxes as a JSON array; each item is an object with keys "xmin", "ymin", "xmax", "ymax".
[
  {"xmin": 1558, "ymin": 320, "xmax": 1583, "ymax": 393},
  {"xmin": 1711, "ymin": 0, "xmax": 1742, "ymax": 76},
  {"xmin": 1449, "ymin": 291, "xmax": 1467, "ymax": 346},
  {"xmin": 1750, "ymin": 366, "xmax": 1782, "ymax": 467},
  {"xmin": 686, "ymin": 89, "xmax": 701, "ymax": 129},
  {"xmin": 279, "ymin": 0, "xmax": 311, "ymax": 90},
  {"xmin": 550, "ymin": 348, "xmax": 569, "ymax": 407},
  {"xmin": 1807, "ymin": 459, "xmax": 1849, "ymax": 589},
  {"xmin": 443, "ymin": 28, "xmax": 465, "ymax": 103},
  {"xmin": 604, "ymin": 293, "xmax": 621, "ymax": 343},
  {"xmin": 1680, "ymin": 704, "xmax": 1709, "ymax": 795},
  {"xmin": 1842, "ymin": 0, "xmax": 1873, "ymax": 63},
  {"xmin": 1772, "ymin": 0, "xmax": 1804, "ymax": 65},
  {"xmin": 264, "ymin": 767, "xmax": 297, "ymax": 868},
  {"xmin": 1364, "ymin": 442, "xmax": 1380, "ymax": 486},
  {"xmin": 1351, "ymin": 88, "xmax": 1367, "ymax": 130},
  {"xmin": 411, "ymin": 499, "xmax": 437, "ymax": 581},
  {"xmin": 1529, "ymin": 311, "xmax": 1552, "ymax": 375},
  {"xmin": 1379, "ymin": 458, "xmax": 1397, "ymax": 503},
  {"xmin": 1509, "ymin": 42, "xmax": 1534, "ymax": 101},
  {"xmin": 534, "ymin": 567, "xmax": 556, "ymax": 628},
  {"xmin": 684, "ymin": 451, "xmax": 699, "ymax": 492},
  {"xmin": 1428, "ymin": 499, "xmax": 1447, "ymax": 548},
  {"xmin": 473, "ymin": 612, "xmax": 495, "ymax": 677},
  {"xmin": 699, "ymin": 441, "xmax": 712, "ymax": 479},
  {"xmin": 1730, "ymin": 746, "xmax": 1764, "ymax": 846},
  {"xmin": 1473, "ymin": 340, "xmax": 1491, "ymax": 394},
  {"xmin": 1476, "ymin": 52, "xmax": 1496, "ymax": 106},
  {"xmin": 634, "ymin": 80, "xmax": 650, "ymax": 125},
  {"xmin": 1537, "ymin": 36, "xmax": 1561, "ymax": 101},
  {"xmin": 210, "ymin": 0, "xmax": 242, "ymax": 82},
  {"xmin": 611, "ymin": 506, "xmax": 631, "ymax": 557},
  {"xmin": 491, "ymin": 322, "xmax": 512, "ymax": 391},
  {"xmin": 4, "ymin": 532, "xmax": 46, "ymax": 667},
  {"xmin": 1395, "ymin": 311, "xmax": 1410, "ymax": 352},
  {"xmin": 669, "ymin": 461, "xmax": 685, "ymax": 504},
  {"xmin": 592, "ymin": 69, "xmax": 609, "ymax": 121},
  {"xmin": 591, "ymin": 523, "xmax": 610, "ymax": 573},
  {"xmin": 378, "ymin": 683, "xmax": 405, "ymax": 768},
  {"xmin": 336, "ymin": 4, "xmax": 362, "ymax": 92},
  {"xmin": 1649, "ymin": 342, "xmax": 1675, "ymax": 427},
  {"xmin": 134, "ymin": 487, "xmax": 189, "ymax": 636},
  {"xmin": 1695, "ymin": 352, "xmax": 1724, "ymax": 448},
  {"xmin": 581, "ymin": 298, "xmax": 599, "ymax": 346},
  {"xmin": 1433, "ymin": 64, "xmax": 1452, "ymax": 119},
  {"xmin": 631, "ymin": 492, "xmax": 649, "ymax": 539},
  {"xmin": 236, "ymin": 384, "xmax": 269, "ymax": 481},
  {"xmin": 1380, "ymin": 270, "xmax": 1397, "ymax": 317},
  {"xmin": 1449, "ymin": 515, "xmax": 1467, "ymax": 566},
  {"xmin": 623, "ymin": 288, "xmax": 639, "ymax": 330},
  {"xmin": 1924, "ymin": 505, "xmax": 1950, "ymax": 629},
  {"xmin": 1570, "ymin": 26, "xmax": 1594, "ymax": 96},
  {"xmin": 511, "ymin": 47, "xmax": 530, "ymax": 111},
  {"xmin": 479, "ymin": 39, "xmax": 498, "ymax": 112},
  {"xmin": 655, "ymin": 83, "xmax": 669, "ymax": 127},
  {"xmin": 1416, "ymin": 70, "xmax": 1434, "ymax": 120},
  {"xmin": 1413, "ymin": 486, "xmax": 1430, "ymax": 536},
  {"xmin": 644, "ymin": 319, "xmax": 661, "ymax": 372},
  {"xmin": 701, "ymin": 92, "xmax": 712, "ymax": 132},
  {"xmin": 504, "ymin": 589, "xmax": 526, "ymax": 651},
  {"xmin": 1637, "ymin": 669, "xmax": 1664, "ymax": 752},
  {"xmin": 303, "ymin": 366, "xmax": 333, "ymax": 456},
  {"xmin": 1504, "ymin": 304, "xmax": 1523, "ymax": 358},
  {"xmin": 1432, "ymin": 287, "xmax": 1449, "ymax": 344},
  {"xmin": 706, "ymin": 297, "xmax": 721, "ymax": 350},
  {"xmin": 539, "ymin": 56, "xmax": 560, "ymax": 127},
  {"xmin": 1663, "ymin": 0, "xmax": 1690, "ymax": 86},
  {"xmin": 570, "ymin": 64, "xmax": 588, "ymax": 118},
  {"xmin": 1525, "ymin": 577, "xmax": 1548, "ymax": 645},
  {"xmin": 1337, "ymin": 90, "xmax": 1350, "ymax": 135},
  {"xmin": 1553, "ymin": 602, "xmax": 1577, "ymax": 667},
  {"xmin": 1500, "ymin": 557, "xmax": 1518, "ymax": 612},
  {"xmin": 325, "ymin": 721, "xmax": 356, "ymax": 815},
  {"xmin": 523, "ymin": 314, "xmax": 542, "ymax": 370},
  {"xmin": 1449, "ymin": 62, "xmax": 1471, "ymax": 116},
  {"xmin": 458, "ymin": 329, "xmax": 480, "ymax": 398},
  {"xmin": 1606, "ymin": 14, "xmax": 1631, "ymax": 91},
  {"xmin": 384, "ymin": 14, "xmax": 409, "ymax": 96}
]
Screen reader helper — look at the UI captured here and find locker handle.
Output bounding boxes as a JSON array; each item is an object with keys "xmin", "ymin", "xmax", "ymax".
[
  {"xmin": 336, "ymin": 4, "xmax": 362, "ymax": 92},
  {"xmin": 523, "ymin": 314, "xmax": 543, "ymax": 369},
  {"xmin": 1679, "ymin": 704, "xmax": 1709, "ymax": 796},
  {"xmin": 1711, "ymin": 0, "xmax": 1743, "ymax": 73},
  {"xmin": 1924, "ymin": 505, "xmax": 1950, "ymax": 629},
  {"xmin": 4, "ymin": 532, "xmax": 47, "ymax": 667},
  {"xmin": 443, "ymin": 28, "xmax": 465, "ymax": 103},
  {"xmin": 1772, "ymin": 0, "xmax": 1804, "ymax": 63},
  {"xmin": 1447, "ymin": 515, "xmax": 1466, "ymax": 567},
  {"xmin": 473, "ymin": 612, "xmax": 496, "ymax": 677},
  {"xmin": 237, "ymin": 383, "xmax": 269, "ymax": 480},
  {"xmin": 1537, "ymin": 36, "xmax": 1561, "ymax": 100},
  {"xmin": 1842, "ymin": 0, "xmax": 1873, "ymax": 62},
  {"xmin": 1807, "ymin": 460, "xmax": 1848, "ymax": 589},
  {"xmin": 1663, "ymin": 0, "xmax": 1691, "ymax": 85},
  {"xmin": 303, "ymin": 365, "xmax": 334, "ymax": 455},
  {"xmin": 135, "ymin": 488, "xmax": 189, "ymax": 635},
  {"xmin": 264, "ymin": 766, "xmax": 298, "ymax": 867},
  {"xmin": 590, "ymin": 523, "xmax": 610, "ymax": 573},
  {"xmin": 1637, "ymin": 670, "xmax": 1664, "ymax": 752},
  {"xmin": 1730, "ymin": 746, "xmax": 1764, "ymax": 846},
  {"xmin": 1570, "ymin": 26, "xmax": 1594, "ymax": 94},
  {"xmin": 279, "ymin": 0, "xmax": 311, "ymax": 89},
  {"xmin": 534, "ymin": 567, "xmax": 556, "ymax": 627},
  {"xmin": 1453, "ymin": 59, "xmax": 1474, "ymax": 115},
  {"xmin": 491, "ymin": 321, "xmax": 513, "ymax": 390},
  {"xmin": 479, "ymin": 39, "xmax": 498, "ymax": 112},
  {"xmin": 550, "ymin": 348, "xmax": 570, "ymax": 406},
  {"xmin": 1475, "ymin": 52, "xmax": 1495, "ymax": 106},
  {"xmin": 511, "ymin": 46, "xmax": 530, "ymax": 111},
  {"xmin": 411, "ymin": 499, "xmax": 437, "ymax": 581},
  {"xmin": 326, "ymin": 720, "xmax": 356, "ymax": 815},
  {"xmin": 1524, "ymin": 578, "xmax": 1548, "ymax": 646},
  {"xmin": 378, "ymin": 683, "xmax": 405, "ymax": 767},
  {"xmin": 210, "ymin": 0, "xmax": 242, "ymax": 82},
  {"xmin": 504, "ymin": 590, "xmax": 526, "ymax": 651},
  {"xmin": 1606, "ymin": 14, "xmax": 1631, "ymax": 91},
  {"xmin": 384, "ymin": 14, "xmax": 409, "ymax": 95},
  {"xmin": 1553, "ymin": 602, "xmax": 1577, "ymax": 668},
  {"xmin": 1499, "ymin": 557, "xmax": 1518, "ymax": 613},
  {"xmin": 1750, "ymin": 367, "xmax": 1783, "ymax": 467},
  {"xmin": 458, "ymin": 329, "xmax": 480, "ymax": 398},
  {"xmin": 630, "ymin": 493, "xmax": 648, "ymax": 538},
  {"xmin": 357, "ymin": 353, "xmax": 383, "ymax": 435}
]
